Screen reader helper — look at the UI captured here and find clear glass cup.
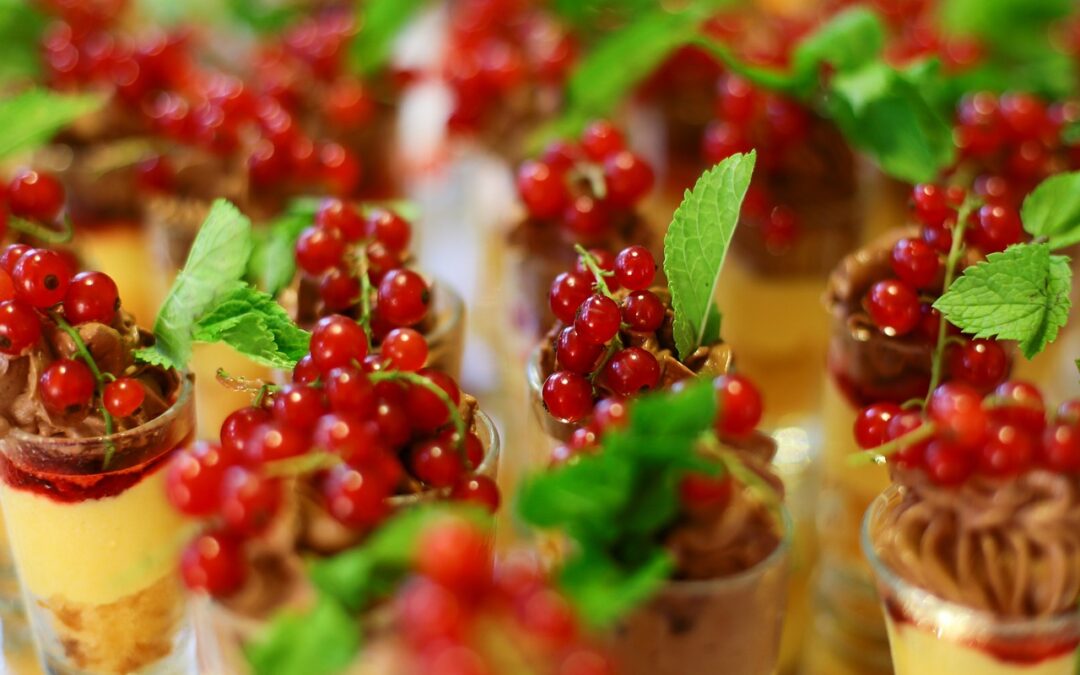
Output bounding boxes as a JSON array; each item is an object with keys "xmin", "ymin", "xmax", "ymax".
[
  {"xmin": 863, "ymin": 486, "xmax": 1080, "ymax": 675},
  {"xmin": 195, "ymin": 409, "xmax": 501, "ymax": 674},
  {"xmin": 0, "ymin": 376, "xmax": 196, "ymax": 675},
  {"xmin": 611, "ymin": 512, "xmax": 792, "ymax": 675}
]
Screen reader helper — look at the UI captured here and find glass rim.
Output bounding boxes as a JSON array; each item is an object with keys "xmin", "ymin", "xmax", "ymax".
[
  {"xmin": 386, "ymin": 408, "xmax": 500, "ymax": 506},
  {"xmin": 653, "ymin": 507, "xmax": 793, "ymax": 594},
  {"xmin": 423, "ymin": 278, "xmax": 465, "ymax": 346},
  {"xmin": 861, "ymin": 484, "xmax": 1080, "ymax": 635},
  {"xmin": 7, "ymin": 372, "xmax": 193, "ymax": 448}
]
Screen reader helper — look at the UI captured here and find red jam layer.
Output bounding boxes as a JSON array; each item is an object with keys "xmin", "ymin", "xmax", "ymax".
[
  {"xmin": 0, "ymin": 436, "xmax": 188, "ymax": 503},
  {"xmin": 885, "ymin": 598, "xmax": 1080, "ymax": 666}
]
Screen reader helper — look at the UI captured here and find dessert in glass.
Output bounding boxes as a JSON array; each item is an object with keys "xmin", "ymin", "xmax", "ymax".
[
  {"xmin": 861, "ymin": 380, "xmax": 1080, "ymax": 675},
  {"xmin": 0, "ymin": 244, "xmax": 195, "ymax": 674}
]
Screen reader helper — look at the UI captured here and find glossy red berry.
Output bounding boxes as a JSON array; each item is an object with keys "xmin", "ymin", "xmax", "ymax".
[
  {"xmin": 295, "ymin": 225, "xmax": 345, "ymax": 276},
  {"xmin": 450, "ymin": 475, "xmax": 501, "ymax": 513},
  {"xmin": 7, "ymin": 170, "xmax": 65, "ymax": 222},
  {"xmin": 0, "ymin": 244, "xmax": 31, "ymax": 276},
  {"xmin": 318, "ymin": 267, "xmax": 360, "ymax": 311},
  {"xmin": 562, "ymin": 195, "xmax": 609, "ymax": 239},
  {"xmin": 1056, "ymin": 399, "xmax": 1080, "ymax": 425},
  {"xmin": 555, "ymin": 326, "xmax": 603, "ymax": 374},
  {"xmin": 866, "ymin": 279, "xmax": 920, "ymax": 336},
  {"xmin": 603, "ymin": 151, "xmax": 654, "ymax": 207},
  {"xmin": 1041, "ymin": 423, "xmax": 1080, "ymax": 472},
  {"xmin": 64, "ymin": 271, "xmax": 119, "ymax": 324},
  {"xmin": 416, "ymin": 519, "xmax": 491, "ymax": 592},
  {"xmin": 219, "ymin": 467, "xmax": 282, "ymax": 536},
  {"xmin": 409, "ymin": 438, "xmax": 465, "ymax": 487},
  {"xmin": 613, "ymin": 245, "xmax": 656, "ymax": 291},
  {"xmin": 377, "ymin": 269, "xmax": 430, "ymax": 327},
  {"xmin": 313, "ymin": 413, "xmax": 385, "ymax": 465},
  {"xmin": 381, "ymin": 328, "xmax": 428, "ymax": 371},
  {"xmin": 621, "ymin": 290, "xmax": 665, "ymax": 333},
  {"xmin": 367, "ymin": 208, "xmax": 411, "ymax": 253},
  {"xmin": 315, "ymin": 198, "xmax": 365, "ymax": 242},
  {"xmin": 310, "ymin": 314, "xmax": 369, "ymax": 371},
  {"xmin": 103, "ymin": 377, "xmax": 144, "ymax": 417},
  {"xmin": 680, "ymin": 470, "xmax": 732, "ymax": 512},
  {"xmin": 925, "ymin": 440, "xmax": 975, "ymax": 486},
  {"xmin": 602, "ymin": 347, "xmax": 660, "ymax": 397},
  {"xmin": 948, "ymin": 339, "xmax": 1008, "ymax": 390},
  {"xmin": 0, "ymin": 271, "xmax": 14, "ymax": 303},
  {"xmin": 713, "ymin": 374, "xmax": 762, "ymax": 436},
  {"xmin": 580, "ymin": 120, "xmax": 624, "ymax": 160},
  {"xmin": 970, "ymin": 204, "xmax": 1022, "ymax": 253},
  {"xmin": 244, "ymin": 422, "xmax": 309, "ymax": 462},
  {"xmin": 517, "ymin": 160, "xmax": 568, "ymax": 219},
  {"xmin": 929, "ymin": 382, "xmax": 989, "ymax": 451},
  {"xmin": 543, "ymin": 371, "xmax": 593, "ymax": 422},
  {"xmin": 405, "ymin": 369, "xmax": 461, "ymax": 432},
  {"xmin": 292, "ymin": 354, "xmax": 321, "ymax": 384},
  {"xmin": 886, "ymin": 411, "xmax": 930, "ymax": 469},
  {"xmin": 13, "ymin": 248, "xmax": 72, "ymax": 308},
  {"xmin": 165, "ymin": 442, "xmax": 231, "ymax": 516},
  {"xmin": 324, "ymin": 367, "xmax": 377, "ymax": 417},
  {"xmin": 180, "ymin": 530, "xmax": 246, "ymax": 597},
  {"xmin": 549, "ymin": 271, "xmax": 592, "ymax": 324},
  {"xmin": 220, "ymin": 407, "xmax": 271, "ymax": 459},
  {"xmin": 891, "ymin": 238, "xmax": 940, "ymax": 289},
  {"xmin": 39, "ymin": 358, "xmax": 95, "ymax": 413},
  {"xmin": 911, "ymin": 184, "xmax": 953, "ymax": 227},
  {"xmin": 574, "ymin": 294, "xmax": 621, "ymax": 345},
  {"xmin": 321, "ymin": 464, "xmax": 391, "ymax": 528},
  {"xmin": 978, "ymin": 422, "xmax": 1034, "ymax": 477},
  {"xmin": 854, "ymin": 403, "xmax": 902, "ymax": 449},
  {"xmin": 271, "ymin": 383, "xmax": 325, "ymax": 430},
  {"xmin": 0, "ymin": 300, "xmax": 41, "ymax": 355}
]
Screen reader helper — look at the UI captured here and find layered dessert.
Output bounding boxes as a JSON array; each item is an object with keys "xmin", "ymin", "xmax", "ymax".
[
  {"xmin": 0, "ymin": 243, "xmax": 193, "ymax": 674},
  {"xmin": 861, "ymin": 381, "xmax": 1080, "ymax": 675}
]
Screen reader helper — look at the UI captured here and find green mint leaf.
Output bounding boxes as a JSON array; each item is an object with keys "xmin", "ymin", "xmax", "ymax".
[
  {"xmin": 1021, "ymin": 172, "xmax": 1080, "ymax": 249},
  {"xmin": 559, "ymin": 547, "xmax": 673, "ymax": 628},
  {"xmin": 137, "ymin": 200, "xmax": 254, "ymax": 369},
  {"xmin": 246, "ymin": 594, "xmax": 359, "ymax": 675},
  {"xmin": 664, "ymin": 152, "xmax": 755, "ymax": 360},
  {"xmin": 310, "ymin": 504, "xmax": 490, "ymax": 612},
  {"xmin": 788, "ymin": 7, "xmax": 884, "ymax": 95},
  {"xmin": 0, "ymin": 89, "xmax": 106, "ymax": 159},
  {"xmin": 192, "ymin": 286, "xmax": 311, "ymax": 368},
  {"xmin": 826, "ymin": 60, "xmax": 956, "ymax": 183},
  {"xmin": 348, "ymin": 0, "xmax": 429, "ymax": 75},
  {"xmin": 0, "ymin": 0, "xmax": 45, "ymax": 84},
  {"xmin": 940, "ymin": 0, "xmax": 1073, "ymax": 60},
  {"xmin": 248, "ymin": 200, "xmax": 319, "ymax": 297},
  {"xmin": 933, "ymin": 243, "xmax": 1072, "ymax": 359}
]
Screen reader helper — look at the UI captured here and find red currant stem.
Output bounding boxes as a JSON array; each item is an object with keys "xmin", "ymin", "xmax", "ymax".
[
  {"xmin": 48, "ymin": 310, "xmax": 117, "ymax": 465},
  {"xmin": 900, "ymin": 398, "xmax": 924, "ymax": 410},
  {"xmin": 573, "ymin": 244, "xmax": 617, "ymax": 298},
  {"xmin": 368, "ymin": 370, "xmax": 468, "ymax": 455},
  {"xmin": 698, "ymin": 433, "xmax": 782, "ymax": 517},
  {"xmin": 588, "ymin": 336, "xmax": 622, "ymax": 385},
  {"xmin": 215, "ymin": 368, "xmax": 277, "ymax": 397},
  {"xmin": 9, "ymin": 214, "xmax": 74, "ymax": 244},
  {"xmin": 262, "ymin": 450, "xmax": 342, "ymax": 478},
  {"xmin": 569, "ymin": 165, "xmax": 607, "ymax": 200},
  {"xmin": 925, "ymin": 195, "xmax": 982, "ymax": 402},
  {"xmin": 82, "ymin": 139, "xmax": 157, "ymax": 178},
  {"xmin": 347, "ymin": 248, "xmax": 374, "ymax": 343},
  {"xmin": 848, "ymin": 421, "xmax": 938, "ymax": 467},
  {"xmin": 691, "ymin": 37, "xmax": 798, "ymax": 94}
]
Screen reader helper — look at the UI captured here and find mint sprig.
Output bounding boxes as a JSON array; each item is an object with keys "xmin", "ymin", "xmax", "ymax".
[
  {"xmin": 1020, "ymin": 171, "xmax": 1080, "ymax": 249},
  {"xmin": 192, "ymin": 286, "xmax": 310, "ymax": 368},
  {"xmin": 0, "ymin": 88, "xmax": 106, "ymax": 159},
  {"xmin": 516, "ymin": 380, "xmax": 720, "ymax": 627},
  {"xmin": 663, "ymin": 151, "xmax": 755, "ymax": 360},
  {"xmin": 0, "ymin": 0, "xmax": 46, "ymax": 85},
  {"xmin": 348, "ymin": 0, "xmax": 430, "ymax": 76},
  {"xmin": 245, "ymin": 594, "xmax": 359, "ymax": 675}
]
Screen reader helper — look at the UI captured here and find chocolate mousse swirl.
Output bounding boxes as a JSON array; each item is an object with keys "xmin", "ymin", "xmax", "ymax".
[
  {"xmin": 0, "ymin": 309, "xmax": 179, "ymax": 438},
  {"xmin": 666, "ymin": 433, "xmax": 785, "ymax": 580},
  {"xmin": 876, "ymin": 469, "xmax": 1080, "ymax": 618}
]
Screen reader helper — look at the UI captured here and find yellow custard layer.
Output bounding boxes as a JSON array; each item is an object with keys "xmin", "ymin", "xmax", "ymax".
[
  {"xmin": 0, "ymin": 466, "xmax": 188, "ymax": 605},
  {"xmin": 885, "ymin": 617, "xmax": 1078, "ymax": 675}
]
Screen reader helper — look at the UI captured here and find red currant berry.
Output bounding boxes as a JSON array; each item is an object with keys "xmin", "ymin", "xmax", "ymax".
[
  {"xmin": 271, "ymin": 383, "xmax": 325, "ymax": 430},
  {"xmin": 38, "ymin": 358, "xmax": 94, "ymax": 413},
  {"xmin": 0, "ymin": 270, "xmax": 14, "ymax": 303},
  {"xmin": 999, "ymin": 92, "xmax": 1047, "ymax": 140},
  {"xmin": 925, "ymin": 440, "xmax": 975, "ymax": 486},
  {"xmin": 929, "ymin": 382, "xmax": 989, "ymax": 451},
  {"xmin": 416, "ymin": 519, "xmax": 491, "ymax": 592},
  {"xmin": 622, "ymin": 290, "xmax": 665, "ymax": 333},
  {"xmin": 64, "ymin": 271, "xmax": 119, "ymax": 324},
  {"xmin": 614, "ymin": 245, "xmax": 656, "ymax": 291},
  {"xmin": 911, "ymin": 184, "xmax": 952, "ymax": 227},
  {"xmin": 542, "ymin": 371, "xmax": 593, "ymax": 422},
  {"xmin": 603, "ymin": 151, "xmax": 654, "ymax": 208},
  {"xmin": 891, "ymin": 238, "xmax": 941, "ymax": 289},
  {"xmin": 319, "ymin": 142, "xmax": 362, "ymax": 196},
  {"xmin": 593, "ymin": 397, "xmax": 628, "ymax": 431},
  {"xmin": 970, "ymin": 204, "xmax": 1022, "ymax": 253},
  {"xmin": 376, "ymin": 269, "xmax": 430, "ymax": 327},
  {"xmin": 409, "ymin": 438, "xmax": 465, "ymax": 487},
  {"xmin": 0, "ymin": 244, "xmax": 31, "ymax": 276},
  {"xmin": 180, "ymin": 530, "xmax": 246, "ymax": 597},
  {"xmin": 702, "ymin": 120, "xmax": 751, "ymax": 162},
  {"xmin": 103, "ymin": 377, "xmax": 144, "ymax": 417},
  {"xmin": 14, "ymin": 248, "xmax": 72, "ymax": 308},
  {"xmin": 555, "ymin": 326, "xmax": 603, "ymax": 374},
  {"xmin": 366, "ymin": 208, "xmax": 411, "ymax": 253},
  {"xmin": 374, "ymin": 399, "xmax": 411, "ymax": 448},
  {"xmin": 679, "ymin": 471, "xmax": 732, "ymax": 511},
  {"xmin": 295, "ymin": 225, "xmax": 345, "ymax": 276},
  {"xmin": 318, "ymin": 267, "xmax": 360, "ymax": 311},
  {"xmin": 244, "ymin": 422, "xmax": 308, "ymax": 462},
  {"xmin": 450, "ymin": 474, "xmax": 501, "ymax": 513},
  {"xmin": 315, "ymin": 198, "xmax": 365, "ymax": 242},
  {"xmin": 717, "ymin": 73, "xmax": 759, "ymax": 123},
  {"xmin": 396, "ymin": 578, "xmax": 466, "ymax": 645},
  {"xmin": 310, "ymin": 314, "xmax": 369, "ymax": 371},
  {"xmin": 854, "ymin": 402, "xmax": 902, "ymax": 449},
  {"xmin": 866, "ymin": 279, "xmax": 920, "ymax": 336},
  {"xmin": 562, "ymin": 195, "xmax": 609, "ymax": 240},
  {"xmin": 381, "ymin": 328, "xmax": 428, "ymax": 371},
  {"xmin": 574, "ymin": 294, "xmax": 621, "ymax": 345},
  {"xmin": 1057, "ymin": 399, "xmax": 1080, "ymax": 425},
  {"xmin": 220, "ymin": 407, "xmax": 271, "ymax": 460},
  {"xmin": 580, "ymin": 120, "xmax": 625, "ymax": 160},
  {"xmin": 516, "ymin": 587, "xmax": 579, "ymax": 647},
  {"xmin": 978, "ymin": 422, "xmax": 1034, "ymax": 477},
  {"xmin": 948, "ymin": 339, "xmax": 1008, "ymax": 391},
  {"xmin": 405, "ymin": 369, "xmax": 461, "ymax": 432},
  {"xmin": 1041, "ymin": 423, "xmax": 1080, "ymax": 472},
  {"xmin": 324, "ymin": 367, "xmax": 377, "ymax": 417},
  {"xmin": 549, "ymin": 271, "xmax": 592, "ymax": 324},
  {"xmin": 313, "ymin": 413, "xmax": 385, "ymax": 465},
  {"xmin": 292, "ymin": 354, "xmax": 321, "ymax": 384},
  {"xmin": 602, "ymin": 347, "xmax": 660, "ymax": 397},
  {"xmin": 921, "ymin": 220, "xmax": 954, "ymax": 253},
  {"xmin": 517, "ymin": 160, "xmax": 568, "ymax": 219},
  {"xmin": 886, "ymin": 411, "xmax": 930, "ymax": 469},
  {"xmin": 165, "ymin": 441, "xmax": 232, "ymax": 516},
  {"xmin": 0, "ymin": 300, "xmax": 40, "ymax": 354},
  {"xmin": 7, "ymin": 170, "xmax": 65, "ymax": 222},
  {"xmin": 439, "ymin": 427, "xmax": 485, "ymax": 469},
  {"xmin": 713, "ymin": 374, "xmax": 763, "ymax": 436},
  {"xmin": 321, "ymin": 464, "xmax": 391, "ymax": 528},
  {"xmin": 992, "ymin": 381, "xmax": 1045, "ymax": 432},
  {"xmin": 219, "ymin": 467, "xmax": 282, "ymax": 536},
  {"xmin": 574, "ymin": 249, "xmax": 618, "ymax": 291}
]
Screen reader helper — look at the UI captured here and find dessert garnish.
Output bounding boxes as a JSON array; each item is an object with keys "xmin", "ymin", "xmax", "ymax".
[
  {"xmin": 169, "ymin": 313, "xmax": 497, "ymax": 597},
  {"xmin": 244, "ymin": 505, "xmax": 614, "ymax": 675},
  {"xmin": 520, "ymin": 376, "xmax": 781, "ymax": 626},
  {"xmin": 539, "ymin": 151, "xmax": 753, "ymax": 422}
]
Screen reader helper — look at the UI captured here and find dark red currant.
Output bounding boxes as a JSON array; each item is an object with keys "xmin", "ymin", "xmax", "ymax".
[{"xmin": 64, "ymin": 271, "xmax": 119, "ymax": 324}]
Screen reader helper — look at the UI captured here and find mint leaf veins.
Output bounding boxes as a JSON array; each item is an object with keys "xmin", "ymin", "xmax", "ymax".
[{"xmin": 1020, "ymin": 171, "xmax": 1080, "ymax": 249}]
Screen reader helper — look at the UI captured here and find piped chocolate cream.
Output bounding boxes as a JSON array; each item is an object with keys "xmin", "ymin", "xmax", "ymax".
[
  {"xmin": 0, "ymin": 308, "xmax": 180, "ymax": 438},
  {"xmin": 875, "ymin": 468, "xmax": 1080, "ymax": 618}
]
